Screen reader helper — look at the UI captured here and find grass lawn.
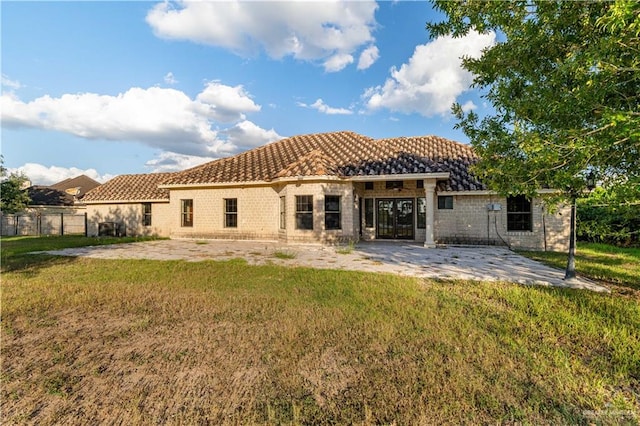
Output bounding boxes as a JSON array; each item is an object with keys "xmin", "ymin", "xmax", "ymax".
[
  {"xmin": 2, "ymin": 237, "xmax": 639, "ymax": 424},
  {"xmin": 520, "ymin": 243, "xmax": 640, "ymax": 293}
]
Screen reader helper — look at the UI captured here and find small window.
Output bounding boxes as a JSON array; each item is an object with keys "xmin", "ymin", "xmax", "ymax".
[
  {"xmin": 142, "ymin": 203, "xmax": 152, "ymax": 227},
  {"xmin": 224, "ymin": 198, "xmax": 237, "ymax": 228},
  {"xmin": 365, "ymin": 182, "xmax": 374, "ymax": 190},
  {"xmin": 416, "ymin": 180, "xmax": 424, "ymax": 189},
  {"xmin": 325, "ymin": 195, "xmax": 341, "ymax": 230},
  {"xmin": 364, "ymin": 198, "xmax": 374, "ymax": 228},
  {"xmin": 386, "ymin": 180, "xmax": 403, "ymax": 190},
  {"xmin": 296, "ymin": 195, "xmax": 313, "ymax": 230},
  {"xmin": 507, "ymin": 195, "xmax": 532, "ymax": 231},
  {"xmin": 279, "ymin": 196, "xmax": 286, "ymax": 230},
  {"xmin": 438, "ymin": 196, "xmax": 454, "ymax": 210},
  {"xmin": 181, "ymin": 199, "xmax": 193, "ymax": 227},
  {"xmin": 417, "ymin": 198, "xmax": 426, "ymax": 228}
]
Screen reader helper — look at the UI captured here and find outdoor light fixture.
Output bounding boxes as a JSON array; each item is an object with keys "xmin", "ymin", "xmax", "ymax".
[{"xmin": 585, "ymin": 170, "xmax": 597, "ymax": 191}]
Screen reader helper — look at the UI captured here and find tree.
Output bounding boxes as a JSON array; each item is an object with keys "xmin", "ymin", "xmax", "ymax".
[
  {"xmin": 0, "ymin": 156, "xmax": 31, "ymax": 214},
  {"xmin": 427, "ymin": 0, "xmax": 639, "ymax": 279}
]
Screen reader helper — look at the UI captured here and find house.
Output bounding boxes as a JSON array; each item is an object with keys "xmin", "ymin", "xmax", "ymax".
[
  {"xmin": 49, "ymin": 174, "xmax": 101, "ymax": 200},
  {"xmin": 82, "ymin": 131, "xmax": 570, "ymax": 251}
]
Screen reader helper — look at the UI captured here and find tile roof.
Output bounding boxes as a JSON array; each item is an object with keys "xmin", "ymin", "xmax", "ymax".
[
  {"xmin": 82, "ymin": 173, "xmax": 174, "ymax": 202},
  {"xmin": 165, "ymin": 131, "xmax": 486, "ymax": 191}
]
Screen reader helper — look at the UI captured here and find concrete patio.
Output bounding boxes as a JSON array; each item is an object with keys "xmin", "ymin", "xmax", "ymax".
[{"xmin": 39, "ymin": 239, "xmax": 609, "ymax": 292}]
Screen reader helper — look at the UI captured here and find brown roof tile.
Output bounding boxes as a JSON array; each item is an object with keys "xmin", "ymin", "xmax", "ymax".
[
  {"xmin": 166, "ymin": 131, "xmax": 485, "ymax": 191},
  {"xmin": 50, "ymin": 175, "xmax": 101, "ymax": 198},
  {"xmin": 82, "ymin": 173, "xmax": 174, "ymax": 202}
]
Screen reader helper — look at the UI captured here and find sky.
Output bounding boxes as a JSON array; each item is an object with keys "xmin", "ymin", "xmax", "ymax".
[{"xmin": 1, "ymin": 1, "xmax": 495, "ymax": 186}]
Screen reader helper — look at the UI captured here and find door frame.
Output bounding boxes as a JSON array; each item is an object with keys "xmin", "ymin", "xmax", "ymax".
[{"xmin": 375, "ymin": 198, "xmax": 415, "ymax": 240}]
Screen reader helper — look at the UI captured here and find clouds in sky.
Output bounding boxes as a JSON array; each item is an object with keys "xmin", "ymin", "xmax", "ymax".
[
  {"xmin": 146, "ymin": 0, "xmax": 379, "ymax": 72},
  {"xmin": 9, "ymin": 163, "xmax": 115, "ymax": 187},
  {"xmin": 363, "ymin": 30, "xmax": 495, "ymax": 117},
  {"xmin": 298, "ymin": 99, "xmax": 353, "ymax": 115},
  {"xmin": 1, "ymin": 82, "xmax": 281, "ymax": 159}
]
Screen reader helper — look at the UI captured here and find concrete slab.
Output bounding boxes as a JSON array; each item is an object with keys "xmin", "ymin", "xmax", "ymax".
[{"xmin": 38, "ymin": 239, "xmax": 609, "ymax": 292}]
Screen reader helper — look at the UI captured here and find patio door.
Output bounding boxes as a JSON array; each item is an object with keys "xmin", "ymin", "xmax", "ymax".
[{"xmin": 376, "ymin": 199, "xmax": 414, "ymax": 239}]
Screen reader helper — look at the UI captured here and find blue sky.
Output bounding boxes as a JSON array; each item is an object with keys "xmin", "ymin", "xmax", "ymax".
[{"xmin": 1, "ymin": 1, "xmax": 495, "ymax": 185}]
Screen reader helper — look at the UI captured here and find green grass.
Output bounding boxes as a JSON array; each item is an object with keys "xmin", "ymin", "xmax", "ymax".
[
  {"xmin": 273, "ymin": 250, "xmax": 296, "ymax": 259},
  {"xmin": 2, "ymin": 237, "xmax": 639, "ymax": 424},
  {"xmin": 519, "ymin": 242, "xmax": 640, "ymax": 291}
]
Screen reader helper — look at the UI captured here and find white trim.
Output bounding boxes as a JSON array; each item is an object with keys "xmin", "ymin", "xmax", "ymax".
[
  {"xmin": 437, "ymin": 189, "xmax": 560, "ymax": 196},
  {"xmin": 348, "ymin": 173, "xmax": 450, "ymax": 182},
  {"xmin": 82, "ymin": 199, "xmax": 170, "ymax": 204}
]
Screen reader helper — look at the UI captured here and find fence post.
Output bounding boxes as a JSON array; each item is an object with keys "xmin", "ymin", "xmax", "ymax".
[
  {"xmin": 84, "ymin": 212, "xmax": 88, "ymax": 237},
  {"xmin": 15, "ymin": 216, "xmax": 19, "ymax": 236},
  {"xmin": 60, "ymin": 213, "xmax": 64, "ymax": 236}
]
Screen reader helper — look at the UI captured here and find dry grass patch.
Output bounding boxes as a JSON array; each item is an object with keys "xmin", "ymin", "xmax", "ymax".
[{"xmin": 2, "ymin": 238, "xmax": 639, "ymax": 424}]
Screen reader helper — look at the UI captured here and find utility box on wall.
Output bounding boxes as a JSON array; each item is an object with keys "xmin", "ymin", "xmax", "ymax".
[{"xmin": 487, "ymin": 203, "xmax": 502, "ymax": 211}]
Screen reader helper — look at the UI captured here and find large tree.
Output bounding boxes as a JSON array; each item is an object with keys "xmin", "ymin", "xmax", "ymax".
[
  {"xmin": 427, "ymin": 0, "xmax": 639, "ymax": 279},
  {"xmin": 0, "ymin": 157, "xmax": 31, "ymax": 214}
]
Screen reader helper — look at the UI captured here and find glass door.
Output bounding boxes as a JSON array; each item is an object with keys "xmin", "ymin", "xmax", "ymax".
[{"xmin": 376, "ymin": 199, "xmax": 414, "ymax": 239}]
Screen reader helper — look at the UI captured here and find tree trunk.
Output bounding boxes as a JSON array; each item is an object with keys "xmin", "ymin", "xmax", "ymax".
[{"xmin": 564, "ymin": 197, "xmax": 577, "ymax": 280}]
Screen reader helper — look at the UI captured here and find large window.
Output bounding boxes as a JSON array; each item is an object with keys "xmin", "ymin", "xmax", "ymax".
[
  {"xmin": 142, "ymin": 203, "xmax": 152, "ymax": 227},
  {"xmin": 417, "ymin": 197, "xmax": 426, "ymax": 228},
  {"xmin": 364, "ymin": 198, "xmax": 374, "ymax": 228},
  {"xmin": 279, "ymin": 196, "xmax": 286, "ymax": 230},
  {"xmin": 295, "ymin": 195, "xmax": 313, "ymax": 230},
  {"xmin": 438, "ymin": 196, "xmax": 454, "ymax": 210},
  {"xmin": 325, "ymin": 195, "xmax": 341, "ymax": 230},
  {"xmin": 507, "ymin": 195, "xmax": 532, "ymax": 231},
  {"xmin": 224, "ymin": 198, "xmax": 237, "ymax": 228},
  {"xmin": 181, "ymin": 199, "xmax": 193, "ymax": 227}
]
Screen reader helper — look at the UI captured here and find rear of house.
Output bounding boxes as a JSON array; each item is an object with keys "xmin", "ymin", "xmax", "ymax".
[{"xmin": 82, "ymin": 131, "xmax": 570, "ymax": 251}]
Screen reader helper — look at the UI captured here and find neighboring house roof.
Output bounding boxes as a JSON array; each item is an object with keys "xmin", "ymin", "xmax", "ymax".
[
  {"xmin": 50, "ymin": 175, "xmax": 101, "ymax": 198},
  {"xmin": 82, "ymin": 173, "xmax": 174, "ymax": 203},
  {"xmin": 164, "ymin": 131, "xmax": 486, "ymax": 191},
  {"xmin": 27, "ymin": 186, "xmax": 75, "ymax": 206}
]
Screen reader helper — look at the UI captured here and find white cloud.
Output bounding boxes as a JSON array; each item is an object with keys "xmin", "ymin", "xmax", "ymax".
[
  {"xmin": 224, "ymin": 120, "xmax": 282, "ymax": 151},
  {"xmin": 357, "ymin": 45, "xmax": 379, "ymax": 70},
  {"xmin": 145, "ymin": 151, "xmax": 215, "ymax": 173},
  {"xmin": 10, "ymin": 163, "xmax": 114, "ymax": 186},
  {"xmin": 1, "ymin": 74, "xmax": 22, "ymax": 91},
  {"xmin": 164, "ymin": 72, "xmax": 178, "ymax": 85},
  {"xmin": 0, "ymin": 82, "xmax": 275, "ymax": 158},
  {"xmin": 323, "ymin": 53, "xmax": 354, "ymax": 72},
  {"xmin": 146, "ymin": 1, "xmax": 379, "ymax": 72},
  {"xmin": 362, "ymin": 30, "xmax": 495, "ymax": 117},
  {"xmin": 460, "ymin": 100, "xmax": 477, "ymax": 112},
  {"xmin": 299, "ymin": 98, "xmax": 352, "ymax": 115},
  {"xmin": 196, "ymin": 81, "xmax": 260, "ymax": 123}
]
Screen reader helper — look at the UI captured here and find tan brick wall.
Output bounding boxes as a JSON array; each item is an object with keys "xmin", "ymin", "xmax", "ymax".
[
  {"xmin": 434, "ymin": 194, "xmax": 570, "ymax": 251},
  {"xmin": 86, "ymin": 202, "xmax": 171, "ymax": 237}
]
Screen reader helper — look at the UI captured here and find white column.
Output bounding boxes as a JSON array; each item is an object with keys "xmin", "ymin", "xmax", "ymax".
[{"xmin": 424, "ymin": 181, "xmax": 436, "ymax": 248}]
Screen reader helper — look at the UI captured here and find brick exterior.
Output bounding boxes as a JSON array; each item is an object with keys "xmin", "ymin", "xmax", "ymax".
[{"xmin": 86, "ymin": 202, "xmax": 171, "ymax": 237}]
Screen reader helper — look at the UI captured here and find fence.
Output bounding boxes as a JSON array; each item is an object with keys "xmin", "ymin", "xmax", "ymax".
[{"xmin": 0, "ymin": 213, "xmax": 87, "ymax": 237}]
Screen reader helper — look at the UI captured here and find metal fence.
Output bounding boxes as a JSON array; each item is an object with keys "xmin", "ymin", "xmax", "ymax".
[{"xmin": 0, "ymin": 213, "xmax": 87, "ymax": 236}]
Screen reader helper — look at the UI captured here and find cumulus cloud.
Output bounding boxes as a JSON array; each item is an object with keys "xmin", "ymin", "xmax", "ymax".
[
  {"xmin": 357, "ymin": 45, "xmax": 379, "ymax": 70},
  {"xmin": 224, "ymin": 120, "xmax": 283, "ymax": 151},
  {"xmin": 0, "ymin": 82, "xmax": 275, "ymax": 158},
  {"xmin": 298, "ymin": 99, "xmax": 352, "ymax": 115},
  {"xmin": 362, "ymin": 30, "xmax": 495, "ymax": 117},
  {"xmin": 146, "ymin": 0, "xmax": 379, "ymax": 72},
  {"xmin": 460, "ymin": 100, "xmax": 477, "ymax": 113},
  {"xmin": 145, "ymin": 151, "xmax": 215, "ymax": 173},
  {"xmin": 9, "ymin": 163, "xmax": 114, "ymax": 186}
]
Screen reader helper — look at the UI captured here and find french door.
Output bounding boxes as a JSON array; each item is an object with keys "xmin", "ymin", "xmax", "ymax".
[{"xmin": 376, "ymin": 198, "xmax": 414, "ymax": 239}]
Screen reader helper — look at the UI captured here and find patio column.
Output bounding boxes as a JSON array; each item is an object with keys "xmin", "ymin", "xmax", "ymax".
[{"xmin": 424, "ymin": 181, "xmax": 436, "ymax": 248}]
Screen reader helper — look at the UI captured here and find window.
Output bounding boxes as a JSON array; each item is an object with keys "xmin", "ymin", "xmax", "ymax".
[
  {"xmin": 181, "ymin": 199, "xmax": 193, "ymax": 227},
  {"xmin": 142, "ymin": 203, "xmax": 152, "ymax": 227},
  {"xmin": 279, "ymin": 196, "xmax": 286, "ymax": 230},
  {"xmin": 507, "ymin": 195, "xmax": 532, "ymax": 231},
  {"xmin": 416, "ymin": 180, "xmax": 424, "ymax": 189},
  {"xmin": 438, "ymin": 196, "xmax": 454, "ymax": 210},
  {"xmin": 325, "ymin": 195, "xmax": 341, "ymax": 230},
  {"xmin": 417, "ymin": 198, "xmax": 426, "ymax": 228},
  {"xmin": 224, "ymin": 198, "xmax": 237, "ymax": 228},
  {"xmin": 386, "ymin": 180, "xmax": 403, "ymax": 190},
  {"xmin": 295, "ymin": 195, "xmax": 313, "ymax": 230},
  {"xmin": 365, "ymin": 182, "xmax": 374, "ymax": 190},
  {"xmin": 364, "ymin": 198, "xmax": 374, "ymax": 228}
]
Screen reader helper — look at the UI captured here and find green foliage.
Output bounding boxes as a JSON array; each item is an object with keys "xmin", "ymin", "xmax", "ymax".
[
  {"xmin": 0, "ymin": 157, "xmax": 31, "ymax": 214},
  {"xmin": 577, "ymin": 187, "xmax": 640, "ymax": 247},
  {"xmin": 428, "ymin": 1, "xmax": 640, "ymax": 200}
]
